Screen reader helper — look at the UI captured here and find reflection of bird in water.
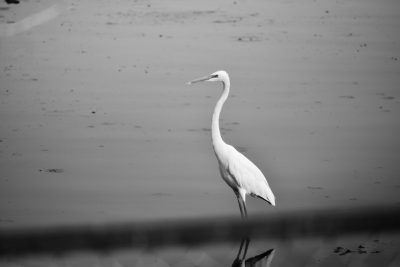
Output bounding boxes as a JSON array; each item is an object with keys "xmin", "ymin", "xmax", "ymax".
[
  {"xmin": 232, "ymin": 237, "xmax": 275, "ymax": 267},
  {"xmin": 188, "ymin": 71, "xmax": 276, "ymax": 218},
  {"xmin": 232, "ymin": 238, "xmax": 250, "ymax": 267}
]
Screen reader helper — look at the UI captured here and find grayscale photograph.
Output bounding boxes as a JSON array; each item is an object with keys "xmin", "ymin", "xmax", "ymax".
[{"xmin": 0, "ymin": 0, "xmax": 399, "ymax": 266}]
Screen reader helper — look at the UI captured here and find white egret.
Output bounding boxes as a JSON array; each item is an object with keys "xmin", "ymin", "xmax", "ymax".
[{"xmin": 188, "ymin": 70, "xmax": 276, "ymax": 218}]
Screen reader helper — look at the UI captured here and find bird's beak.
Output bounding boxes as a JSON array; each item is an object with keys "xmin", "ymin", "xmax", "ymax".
[{"xmin": 186, "ymin": 74, "xmax": 215, "ymax": 85}]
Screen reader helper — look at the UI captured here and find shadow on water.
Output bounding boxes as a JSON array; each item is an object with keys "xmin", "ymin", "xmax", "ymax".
[{"xmin": 232, "ymin": 237, "xmax": 275, "ymax": 267}]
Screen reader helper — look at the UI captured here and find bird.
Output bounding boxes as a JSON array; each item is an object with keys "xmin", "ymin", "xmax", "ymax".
[{"xmin": 188, "ymin": 70, "xmax": 275, "ymax": 218}]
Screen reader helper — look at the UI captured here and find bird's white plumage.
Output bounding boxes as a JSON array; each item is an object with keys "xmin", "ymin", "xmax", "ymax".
[
  {"xmin": 224, "ymin": 144, "xmax": 275, "ymax": 206},
  {"xmin": 188, "ymin": 70, "xmax": 275, "ymax": 218}
]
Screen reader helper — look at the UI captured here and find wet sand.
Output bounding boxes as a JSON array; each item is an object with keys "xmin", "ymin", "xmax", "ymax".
[{"xmin": 1, "ymin": 0, "xmax": 400, "ymax": 265}]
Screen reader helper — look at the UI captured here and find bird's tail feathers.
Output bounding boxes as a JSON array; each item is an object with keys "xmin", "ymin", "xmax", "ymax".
[
  {"xmin": 257, "ymin": 188, "xmax": 276, "ymax": 206},
  {"xmin": 257, "ymin": 195, "xmax": 275, "ymax": 206}
]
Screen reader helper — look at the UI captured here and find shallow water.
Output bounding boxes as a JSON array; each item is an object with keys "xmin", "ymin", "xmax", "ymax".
[
  {"xmin": 1, "ymin": 0, "xmax": 399, "ymax": 226},
  {"xmin": 0, "ymin": 0, "xmax": 400, "ymax": 265},
  {"xmin": 1, "ymin": 234, "xmax": 400, "ymax": 266}
]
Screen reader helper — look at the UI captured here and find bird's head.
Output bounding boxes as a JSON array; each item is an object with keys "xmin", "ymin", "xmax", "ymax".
[{"xmin": 187, "ymin": 70, "xmax": 229, "ymax": 85}]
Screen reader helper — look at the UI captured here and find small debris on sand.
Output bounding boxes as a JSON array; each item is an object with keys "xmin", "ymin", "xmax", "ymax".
[{"xmin": 39, "ymin": 168, "xmax": 64, "ymax": 173}]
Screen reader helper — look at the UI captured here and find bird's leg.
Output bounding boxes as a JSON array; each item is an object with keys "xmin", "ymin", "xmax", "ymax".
[
  {"xmin": 232, "ymin": 238, "xmax": 247, "ymax": 267},
  {"xmin": 238, "ymin": 195, "xmax": 248, "ymax": 219},
  {"xmin": 242, "ymin": 237, "xmax": 250, "ymax": 259},
  {"xmin": 242, "ymin": 200, "xmax": 248, "ymax": 218},
  {"xmin": 236, "ymin": 195, "xmax": 245, "ymax": 219},
  {"xmin": 236, "ymin": 238, "xmax": 246, "ymax": 259}
]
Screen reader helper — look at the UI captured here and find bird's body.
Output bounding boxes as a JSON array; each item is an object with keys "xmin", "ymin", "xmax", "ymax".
[
  {"xmin": 188, "ymin": 70, "xmax": 275, "ymax": 218},
  {"xmin": 215, "ymin": 143, "xmax": 275, "ymax": 205}
]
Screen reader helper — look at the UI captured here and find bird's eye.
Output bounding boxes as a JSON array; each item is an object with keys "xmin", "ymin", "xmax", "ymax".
[{"xmin": 211, "ymin": 74, "xmax": 218, "ymax": 78}]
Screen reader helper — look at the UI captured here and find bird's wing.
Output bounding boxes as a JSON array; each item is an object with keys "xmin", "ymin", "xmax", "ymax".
[{"xmin": 226, "ymin": 145, "xmax": 275, "ymax": 206}]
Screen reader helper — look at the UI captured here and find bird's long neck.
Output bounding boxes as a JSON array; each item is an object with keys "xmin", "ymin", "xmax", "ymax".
[{"xmin": 212, "ymin": 79, "xmax": 230, "ymax": 152}]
